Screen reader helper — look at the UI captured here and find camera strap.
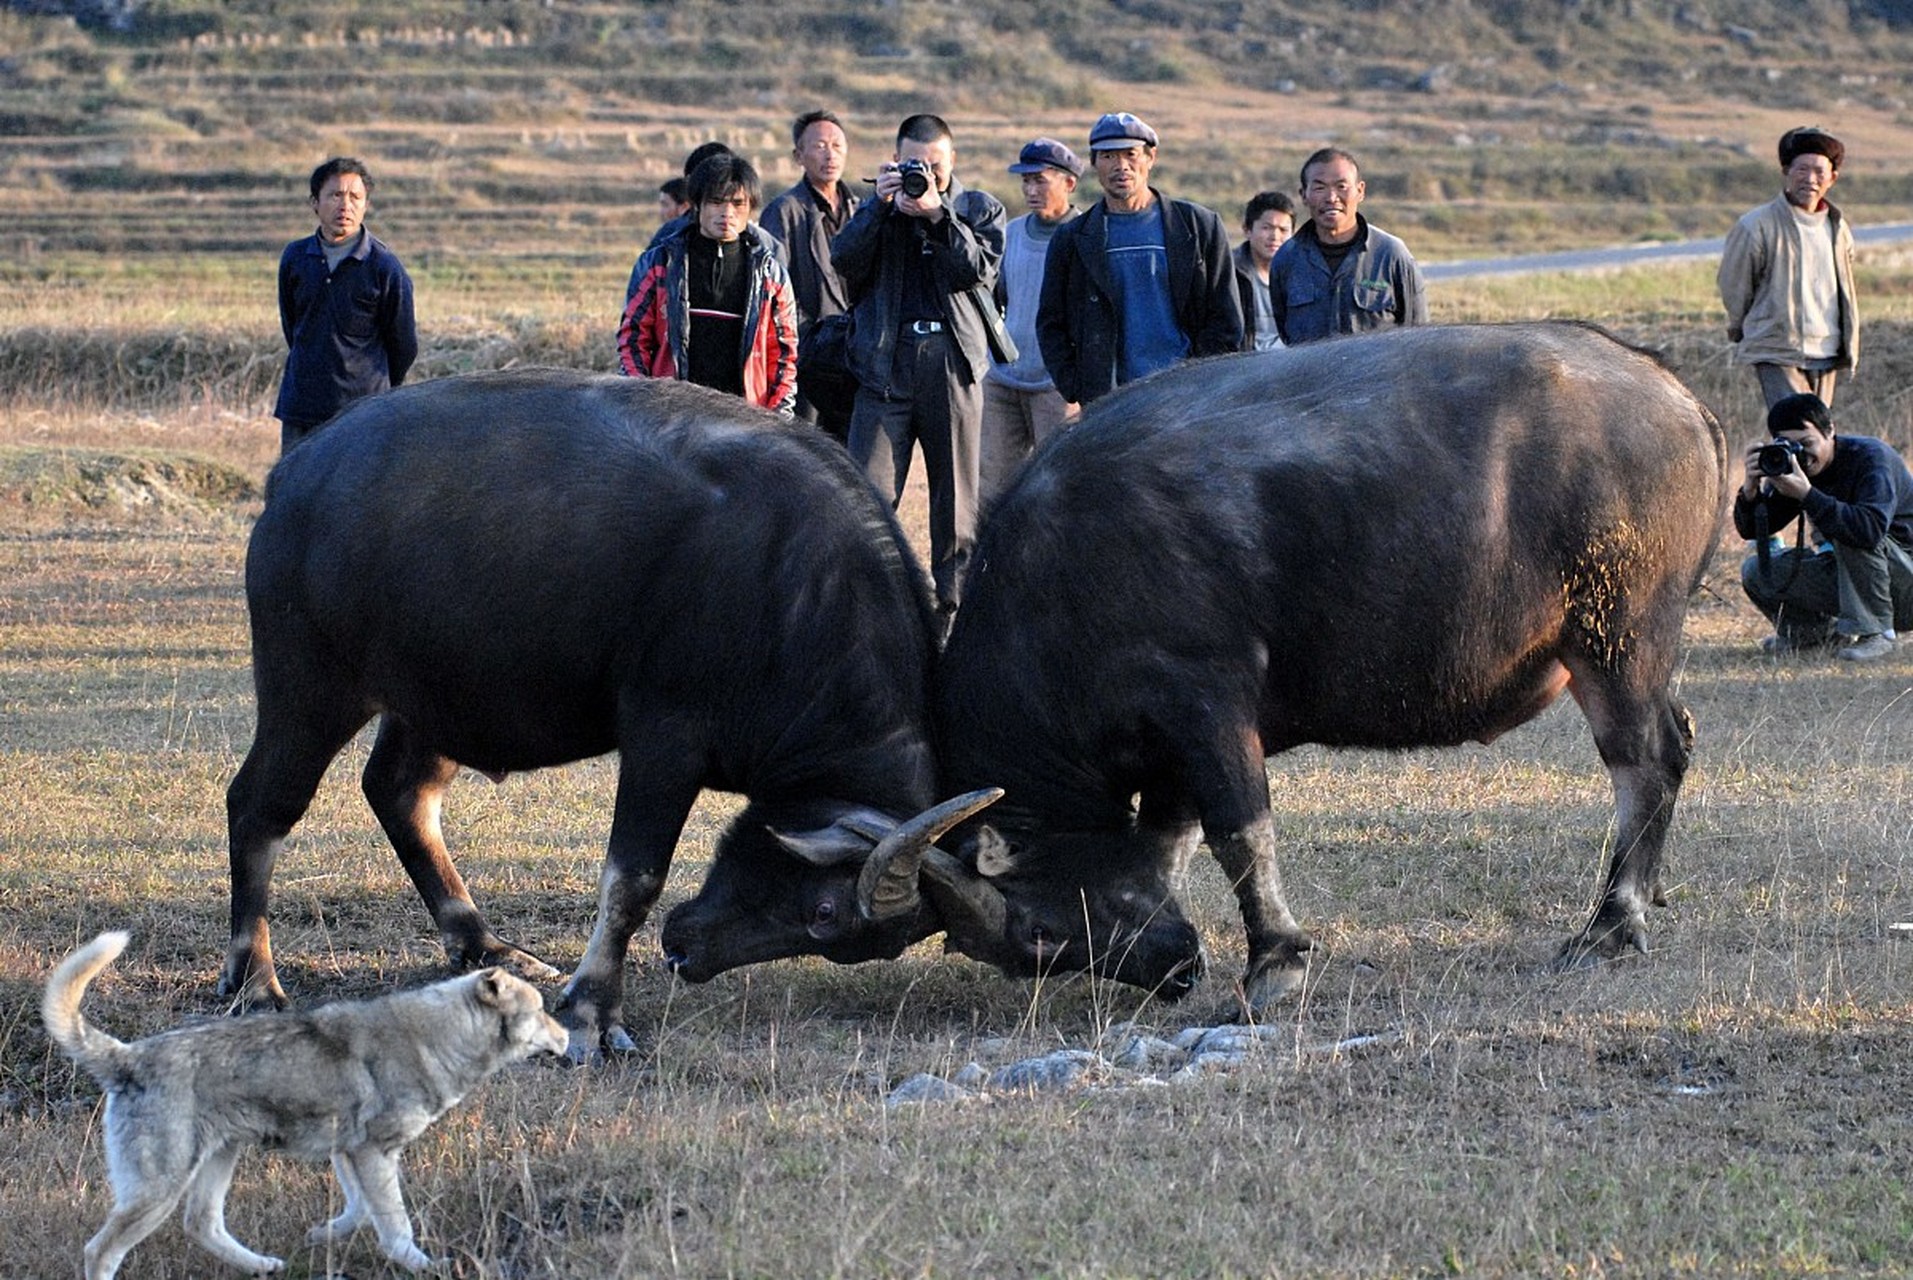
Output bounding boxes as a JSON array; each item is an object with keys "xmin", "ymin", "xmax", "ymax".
[{"xmin": 1751, "ymin": 498, "xmax": 1806, "ymax": 592}]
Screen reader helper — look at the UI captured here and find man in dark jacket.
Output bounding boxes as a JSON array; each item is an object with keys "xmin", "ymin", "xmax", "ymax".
[
  {"xmin": 1035, "ymin": 112, "xmax": 1241, "ymax": 408},
  {"xmin": 1736, "ymin": 393, "xmax": 1913, "ymax": 662},
  {"xmin": 762, "ymin": 109, "xmax": 868, "ymax": 439},
  {"xmin": 833, "ymin": 113, "xmax": 1008, "ymax": 625},
  {"xmin": 272, "ymin": 156, "xmax": 416, "ymax": 453}
]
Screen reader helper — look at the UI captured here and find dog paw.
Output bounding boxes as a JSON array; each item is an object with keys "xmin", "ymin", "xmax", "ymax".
[
  {"xmin": 245, "ymin": 1255, "xmax": 285, "ymax": 1276},
  {"xmin": 382, "ymin": 1242, "xmax": 434, "ymax": 1271}
]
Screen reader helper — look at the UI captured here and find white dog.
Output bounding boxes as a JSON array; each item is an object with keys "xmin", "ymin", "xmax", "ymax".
[{"xmin": 43, "ymin": 931, "xmax": 568, "ymax": 1278}]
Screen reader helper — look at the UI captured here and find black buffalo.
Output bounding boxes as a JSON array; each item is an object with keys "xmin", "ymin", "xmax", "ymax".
[
  {"xmin": 927, "ymin": 323, "xmax": 1729, "ymax": 1010},
  {"xmin": 223, "ymin": 370, "xmax": 994, "ymax": 1051}
]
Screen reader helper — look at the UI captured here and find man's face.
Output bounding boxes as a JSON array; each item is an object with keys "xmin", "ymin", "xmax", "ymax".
[
  {"xmin": 1246, "ymin": 207, "xmax": 1294, "ymax": 266},
  {"xmin": 1302, "ymin": 156, "xmax": 1365, "ymax": 245},
  {"xmin": 1775, "ymin": 425, "xmax": 1836, "ymax": 477},
  {"xmin": 312, "ymin": 172, "xmax": 369, "ymax": 245},
  {"xmin": 795, "ymin": 120, "xmax": 848, "ymax": 192},
  {"xmin": 658, "ymin": 192, "xmax": 690, "ymax": 224},
  {"xmin": 697, "ymin": 190, "xmax": 753, "ymax": 243},
  {"xmin": 1021, "ymin": 168, "xmax": 1076, "ymax": 220},
  {"xmin": 895, "ymin": 136, "xmax": 955, "ymax": 192},
  {"xmin": 1091, "ymin": 144, "xmax": 1154, "ymax": 204},
  {"xmin": 1784, "ymin": 153, "xmax": 1838, "ymax": 212}
]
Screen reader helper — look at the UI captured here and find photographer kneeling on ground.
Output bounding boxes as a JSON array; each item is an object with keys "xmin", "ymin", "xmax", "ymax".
[{"xmin": 1736, "ymin": 392, "xmax": 1913, "ymax": 661}]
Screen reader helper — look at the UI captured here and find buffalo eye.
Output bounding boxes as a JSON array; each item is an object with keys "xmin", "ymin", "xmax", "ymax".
[{"xmin": 807, "ymin": 896, "xmax": 840, "ymax": 938}]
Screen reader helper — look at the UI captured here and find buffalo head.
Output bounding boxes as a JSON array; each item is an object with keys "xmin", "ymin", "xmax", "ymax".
[
  {"xmin": 923, "ymin": 822, "xmax": 1206, "ymax": 1000},
  {"xmin": 660, "ymin": 789, "xmax": 1002, "ymax": 981}
]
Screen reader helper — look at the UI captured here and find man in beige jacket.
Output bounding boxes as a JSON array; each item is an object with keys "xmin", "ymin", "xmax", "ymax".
[{"xmin": 1718, "ymin": 126, "xmax": 1859, "ymax": 408}]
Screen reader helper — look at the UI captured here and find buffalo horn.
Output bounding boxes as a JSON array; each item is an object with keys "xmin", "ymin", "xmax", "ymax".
[
  {"xmin": 920, "ymin": 847, "xmax": 1008, "ymax": 940},
  {"xmin": 856, "ymin": 787, "xmax": 1004, "ymax": 921}
]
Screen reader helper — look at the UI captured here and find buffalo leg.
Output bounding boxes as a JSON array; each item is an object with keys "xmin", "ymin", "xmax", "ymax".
[
  {"xmin": 1558, "ymin": 673, "xmax": 1695, "ymax": 967},
  {"xmin": 558, "ymin": 747, "xmax": 699, "ymax": 1057},
  {"xmin": 1165, "ymin": 718, "xmax": 1313, "ymax": 1012},
  {"xmin": 221, "ymin": 702, "xmax": 370, "ymax": 1008},
  {"xmin": 360, "ymin": 715, "xmax": 557, "ymax": 980}
]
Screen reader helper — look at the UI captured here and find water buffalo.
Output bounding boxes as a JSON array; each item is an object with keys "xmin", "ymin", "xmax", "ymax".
[
  {"xmin": 927, "ymin": 322, "xmax": 1729, "ymax": 1010},
  {"xmin": 223, "ymin": 369, "xmax": 994, "ymax": 1051}
]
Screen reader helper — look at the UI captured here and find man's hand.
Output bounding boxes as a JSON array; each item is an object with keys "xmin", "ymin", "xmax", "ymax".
[
  {"xmin": 1744, "ymin": 441, "xmax": 1811, "ymax": 501},
  {"xmin": 875, "ymin": 164, "xmax": 945, "ymax": 222}
]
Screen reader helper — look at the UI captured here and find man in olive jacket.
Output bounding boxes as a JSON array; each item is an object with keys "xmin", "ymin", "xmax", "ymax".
[{"xmin": 1035, "ymin": 112, "xmax": 1242, "ymax": 408}]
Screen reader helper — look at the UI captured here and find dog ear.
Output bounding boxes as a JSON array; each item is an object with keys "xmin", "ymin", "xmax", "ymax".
[{"xmin": 475, "ymin": 968, "xmax": 506, "ymax": 1007}]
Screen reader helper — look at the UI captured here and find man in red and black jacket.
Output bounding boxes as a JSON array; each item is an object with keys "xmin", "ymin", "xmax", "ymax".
[{"xmin": 618, "ymin": 154, "xmax": 798, "ymax": 416}]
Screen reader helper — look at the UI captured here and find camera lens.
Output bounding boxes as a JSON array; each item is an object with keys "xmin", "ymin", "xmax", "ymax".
[
  {"xmin": 1756, "ymin": 441, "xmax": 1799, "ymax": 477},
  {"xmin": 899, "ymin": 167, "xmax": 930, "ymax": 198}
]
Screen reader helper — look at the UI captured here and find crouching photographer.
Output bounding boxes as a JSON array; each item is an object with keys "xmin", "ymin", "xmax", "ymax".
[{"xmin": 1736, "ymin": 392, "xmax": 1913, "ymax": 661}]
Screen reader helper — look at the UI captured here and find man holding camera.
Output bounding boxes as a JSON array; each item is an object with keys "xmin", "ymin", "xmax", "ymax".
[
  {"xmin": 1736, "ymin": 393, "xmax": 1913, "ymax": 661},
  {"xmin": 832, "ymin": 113, "xmax": 1009, "ymax": 630}
]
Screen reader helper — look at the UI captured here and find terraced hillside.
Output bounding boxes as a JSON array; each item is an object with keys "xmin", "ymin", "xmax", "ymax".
[{"xmin": 5, "ymin": 0, "xmax": 1913, "ymax": 268}]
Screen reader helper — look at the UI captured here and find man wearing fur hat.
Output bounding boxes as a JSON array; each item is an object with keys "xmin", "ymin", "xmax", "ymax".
[{"xmin": 1719, "ymin": 126, "xmax": 1860, "ymax": 408}]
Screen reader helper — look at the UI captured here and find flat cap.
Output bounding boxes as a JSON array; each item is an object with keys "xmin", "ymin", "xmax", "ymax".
[
  {"xmin": 1008, "ymin": 136, "xmax": 1085, "ymax": 177},
  {"xmin": 1088, "ymin": 111, "xmax": 1158, "ymax": 151}
]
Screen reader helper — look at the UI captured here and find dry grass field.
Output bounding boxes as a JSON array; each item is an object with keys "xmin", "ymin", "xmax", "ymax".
[
  {"xmin": 5, "ymin": 264, "xmax": 1913, "ymax": 1276},
  {"xmin": 7, "ymin": 1, "xmax": 1913, "ymax": 1275}
]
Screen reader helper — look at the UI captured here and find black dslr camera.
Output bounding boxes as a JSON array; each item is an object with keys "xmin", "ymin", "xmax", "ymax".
[
  {"xmin": 1756, "ymin": 437, "xmax": 1809, "ymax": 477},
  {"xmin": 893, "ymin": 158, "xmax": 933, "ymax": 198}
]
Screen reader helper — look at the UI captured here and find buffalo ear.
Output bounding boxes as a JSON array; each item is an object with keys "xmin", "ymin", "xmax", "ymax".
[{"xmin": 973, "ymin": 826, "xmax": 1018, "ymax": 879}]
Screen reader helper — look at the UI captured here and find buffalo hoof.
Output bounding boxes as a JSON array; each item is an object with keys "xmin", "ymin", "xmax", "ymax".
[
  {"xmin": 216, "ymin": 965, "xmax": 290, "ymax": 1013},
  {"xmin": 1237, "ymin": 944, "xmax": 1310, "ymax": 1015},
  {"xmin": 1552, "ymin": 915, "xmax": 1650, "ymax": 972},
  {"xmin": 553, "ymin": 988, "xmax": 640, "ymax": 1064},
  {"xmin": 561, "ymin": 1021, "xmax": 639, "ymax": 1065},
  {"xmin": 444, "ymin": 929, "xmax": 562, "ymax": 983}
]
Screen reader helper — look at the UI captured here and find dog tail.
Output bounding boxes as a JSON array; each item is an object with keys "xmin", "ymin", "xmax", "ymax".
[{"xmin": 42, "ymin": 930, "xmax": 133, "ymax": 1079}]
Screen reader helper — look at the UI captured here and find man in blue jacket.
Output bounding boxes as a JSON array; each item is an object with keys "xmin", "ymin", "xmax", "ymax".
[{"xmin": 273, "ymin": 157, "xmax": 417, "ymax": 453}]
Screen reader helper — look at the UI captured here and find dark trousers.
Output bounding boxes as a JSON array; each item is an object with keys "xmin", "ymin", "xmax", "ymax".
[
  {"xmin": 793, "ymin": 392, "xmax": 853, "ymax": 446},
  {"xmin": 847, "ymin": 330, "xmax": 981, "ymax": 609},
  {"xmin": 277, "ymin": 418, "xmax": 324, "ymax": 455},
  {"xmin": 1741, "ymin": 539, "xmax": 1913, "ymax": 640}
]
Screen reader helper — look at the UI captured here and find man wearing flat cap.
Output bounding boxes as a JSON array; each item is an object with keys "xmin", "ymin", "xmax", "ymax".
[
  {"xmin": 1036, "ymin": 111, "xmax": 1242, "ymax": 408},
  {"xmin": 1719, "ymin": 126, "xmax": 1860, "ymax": 408},
  {"xmin": 981, "ymin": 137, "xmax": 1082, "ymax": 505}
]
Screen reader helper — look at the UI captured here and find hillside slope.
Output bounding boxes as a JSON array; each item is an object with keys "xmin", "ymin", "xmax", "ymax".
[{"xmin": 3, "ymin": 0, "xmax": 1912, "ymax": 260}]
